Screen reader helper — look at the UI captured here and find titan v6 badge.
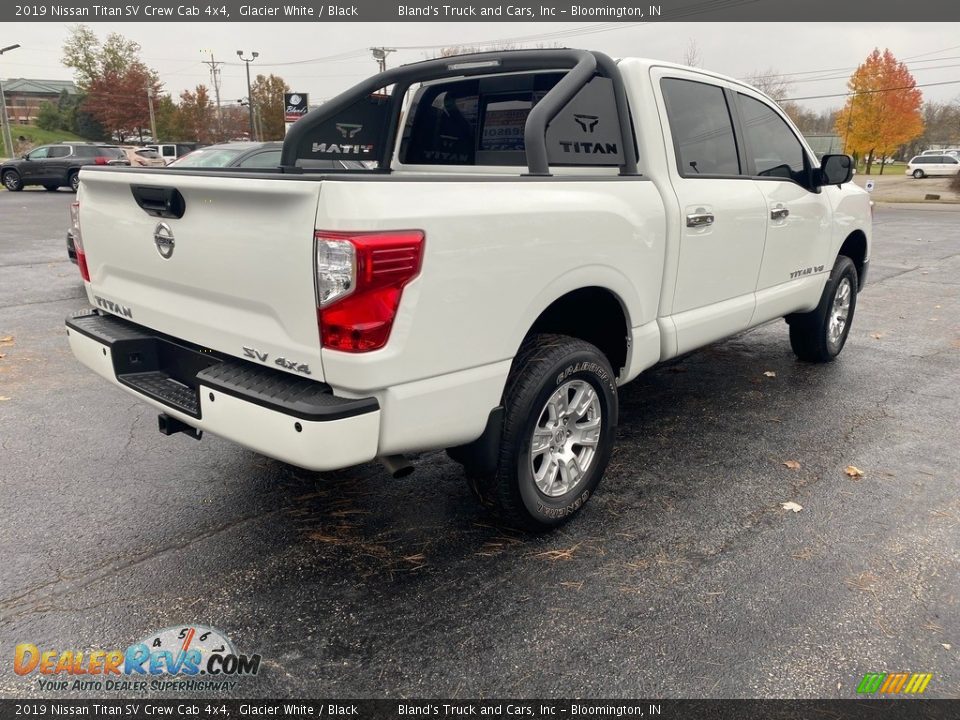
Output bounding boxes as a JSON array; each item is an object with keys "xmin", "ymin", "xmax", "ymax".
[{"xmin": 242, "ymin": 346, "xmax": 312, "ymax": 375}]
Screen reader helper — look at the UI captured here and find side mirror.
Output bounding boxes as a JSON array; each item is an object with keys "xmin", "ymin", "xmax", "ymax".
[
  {"xmin": 818, "ymin": 154, "xmax": 854, "ymax": 186},
  {"xmin": 21, "ymin": 154, "xmax": 28, "ymax": 160}
]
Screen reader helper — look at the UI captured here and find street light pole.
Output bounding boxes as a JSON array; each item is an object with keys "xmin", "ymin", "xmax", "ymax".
[
  {"xmin": 146, "ymin": 86, "xmax": 157, "ymax": 142},
  {"xmin": 0, "ymin": 44, "xmax": 21, "ymax": 160},
  {"xmin": 237, "ymin": 50, "xmax": 258, "ymax": 141}
]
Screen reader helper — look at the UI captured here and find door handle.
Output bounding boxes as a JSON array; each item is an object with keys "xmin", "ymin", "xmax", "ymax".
[
  {"xmin": 770, "ymin": 206, "xmax": 790, "ymax": 221},
  {"xmin": 686, "ymin": 212, "xmax": 715, "ymax": 228}
]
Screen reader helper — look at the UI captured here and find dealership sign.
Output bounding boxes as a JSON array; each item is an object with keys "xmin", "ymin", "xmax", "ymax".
[{"xmin": 284, "ymin": 93, "xmax": 309, "ymax": 123}]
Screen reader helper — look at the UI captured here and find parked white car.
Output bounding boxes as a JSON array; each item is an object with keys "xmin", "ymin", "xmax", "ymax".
[
  {"xmin": 906, "ymin": 154, "xmax": 960, "ymax": 178},
  {"xmin": 66, "ymin": 50, "xmax": 871, "ymax": 529}
]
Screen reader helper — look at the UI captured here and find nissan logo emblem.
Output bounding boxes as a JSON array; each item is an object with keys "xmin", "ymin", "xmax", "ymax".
[{"xmin": 153, "ymin": 222, "xmax": 175, "ymax": 259}]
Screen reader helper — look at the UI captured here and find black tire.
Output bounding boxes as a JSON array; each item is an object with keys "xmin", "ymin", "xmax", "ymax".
[
  {"xmin": 913, "ymin": 169, "xmax": 925, "ymax": 179},
  {"xmin": 68, "ymin": 171, "xmax": 80, "ymax": 192},
  {"xmin": 467, "ymin": 333, "xmax": 618, "ymax": 531},
  {"xmin": 2, "ymin": 170, "xmax": 23, "ymax": 191},
  {"xmin": 44, "ymin": 185, "xmax": 60, "ymax": 192},
  {"xmin": 787, "ymin": 255, "xmax": 858, "ymax": 363}
]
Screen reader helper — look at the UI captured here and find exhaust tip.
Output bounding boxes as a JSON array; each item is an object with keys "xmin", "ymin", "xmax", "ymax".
[{"xmin": 379, "ymin": 455, "xmax": 414, "ymax": 479}]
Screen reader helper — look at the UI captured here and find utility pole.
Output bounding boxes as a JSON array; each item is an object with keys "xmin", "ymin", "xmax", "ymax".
[
  {"xmin": 146, "ymin": 86, "xmax": 157, "ymax": 141},
  {"xmin": 201, "ymin": 50, "xmax": 224, "ymax": 141},
  {"xmin": 237, "ymin": 50, "xmax": 258, "ymax": 141},
  {"xmin": 370, "ymin": 47, "xmax": 396, "ymax": 73},
  {"xmin": 0, "ymin": 43, "xmax": 21, "ymax": 160}
]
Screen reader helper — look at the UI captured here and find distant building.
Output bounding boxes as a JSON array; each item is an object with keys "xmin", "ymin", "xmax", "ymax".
[
  {"xmin": 1, "ymin": 78, "xmax": 79, "ymax": 124},
  {"xmin": 805, "ymin": 133, "xmax": 843, "ymax": 158}
]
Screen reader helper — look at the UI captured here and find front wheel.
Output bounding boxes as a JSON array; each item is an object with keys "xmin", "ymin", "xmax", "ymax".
[
  {"xmin": 466, "ymin": 333, "xmax": 618, "ymax": 530},
  {"xmin": 2, "ymin": 170, "xmax": 23, "ymax": 191},
  {"xmin": 787, "ymin": 255, "xmax": 858, "ymax": 363},
  {"xmin": 913, "ymin": 169, "xmax": 925, "ymax": 179}
]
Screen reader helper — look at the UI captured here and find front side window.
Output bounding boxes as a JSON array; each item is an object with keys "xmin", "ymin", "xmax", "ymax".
[
  {"xmin": 661, "ymin": 78, "xmax": 740, "ymax": 177},
  {"xmin": 737, "ymin": 93, "xmax": 808, "ymax": 182},
  {"xmin": 27, "ymin": 146, "xmax": 50, "ymax": 160}
]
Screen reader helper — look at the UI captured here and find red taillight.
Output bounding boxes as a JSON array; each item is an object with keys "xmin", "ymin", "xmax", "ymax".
[
  {"xmin": 70, "ymin": 201, "xmax": 90, "ymax": 282},
  {"xmin": 94, "ymin": 156, "xmax": 108, "ymax": 165},
  {"xmin": 314, "ymin": 230, "xmax": 424, "ymax": 353}
]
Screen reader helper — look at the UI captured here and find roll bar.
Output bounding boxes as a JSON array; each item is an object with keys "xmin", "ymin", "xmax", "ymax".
[{"xmin": 280, "ymin": 48, "xmax": 638, "ymax": 176}]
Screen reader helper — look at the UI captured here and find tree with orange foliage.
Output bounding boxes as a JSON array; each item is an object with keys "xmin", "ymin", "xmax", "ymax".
[{"xmin": 836, "ymin": 49, "xmax": 923, "ymax": 175}]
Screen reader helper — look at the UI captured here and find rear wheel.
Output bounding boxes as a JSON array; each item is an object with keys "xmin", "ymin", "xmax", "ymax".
[
  {"xmin": 788, "ymin": 255, "xmax": 858, "ymax": 363},
  {"xmin": 466, "ymin": 333, "xmax": 618, "ymax": 531},
  {"xmin": 68, "ymin": 171, "xmax": 80, "ymax": 192},
  {"xmin": 913, "ymin": 169, "xmax": 925, "ymax": 179},
  {"xmin": 44, "ymin": 185, "xmax": 59, "ymax": 192},
  {"xmin": 2, "ymin": 170, "xmax": 23, "ymax": 191}
]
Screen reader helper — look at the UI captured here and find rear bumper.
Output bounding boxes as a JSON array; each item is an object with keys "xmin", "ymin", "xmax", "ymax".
[{"xmin": 66, "ymin": 310, "xmax": 381, "ymax": 471}]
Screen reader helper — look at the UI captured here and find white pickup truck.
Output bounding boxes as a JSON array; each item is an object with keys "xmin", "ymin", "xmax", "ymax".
[{"xmin": 66, "ymin": 49, "xmax": 870, "ymax": 529}]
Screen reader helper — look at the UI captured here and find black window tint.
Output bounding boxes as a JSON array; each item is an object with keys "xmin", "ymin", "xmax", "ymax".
[
  {"xmin": 48, "ymin": 146, "xmax": 71, "ymax": 158},
  {"xmin": 737, "ymin": 93, "xmax": 806, "ymax": 180},
  {"xmin": 661, "ymin": 78, "xmax": 740, "ymax": 176},
  {"xmin": 401, "ymin": 84, "xmax": 479, "ymax": 165},
  {"xmin": 27, "ymin": 146, "xmax": 50, "ymax": 160},
  {"xmin": 72, "ymin": 145, "xmax": 95, "ymax": 157}
]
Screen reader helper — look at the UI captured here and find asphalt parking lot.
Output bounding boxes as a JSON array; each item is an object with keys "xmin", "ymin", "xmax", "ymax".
[{"xmin": 1, "ymin": 188, "xmax": 958, "ymax": 699}]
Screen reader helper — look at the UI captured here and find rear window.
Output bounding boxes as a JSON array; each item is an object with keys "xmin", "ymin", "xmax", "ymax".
[
  {"xmin": 170, "ymin": 148, "xmax": 248, "ymax": 167},
  {"xmin": 399, "ymin": 72, "xmax": 625, "ymax": 167},
  {"xmin": 97, "ymin": 147, "xmax": 125, "ymax": 159},
  {"xmin": 135, "ymin": 149, "xmax": 161, "ymax": 159}
]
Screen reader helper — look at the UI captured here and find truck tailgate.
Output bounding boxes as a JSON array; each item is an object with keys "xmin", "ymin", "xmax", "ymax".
[{"xmin": 78, "ymin": 169, "xmax": 325, "ymax": 381}]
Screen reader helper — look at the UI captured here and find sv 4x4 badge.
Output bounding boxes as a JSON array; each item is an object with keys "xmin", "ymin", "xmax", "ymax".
[{"xmin": 242, "ymin": 346, "xmax": 312, "ymax": 376}]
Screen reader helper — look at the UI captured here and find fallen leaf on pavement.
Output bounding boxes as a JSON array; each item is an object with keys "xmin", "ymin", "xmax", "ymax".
[
  {"xmin": 943, "ymin": 643, "xmax": 952, "ymax": 650},
  {"xmin": 781, "ymin": 501, "xmax": 803, "ymax": 513},
  {"xmin": 871, "ymin": 332, "xmax": 884, "ymax": 339},
  {"xmin": 0, "ymin": 336, "xmax": 13, "ymax": 345},
  {"xmin": 0, "ymin": 396, "xmax": 10, "ymax": 401},
  {"xmin": 764, "ymin": 371, "xmax": 777, "ymax": 377},
  {"xmin": 845, "ymin": 465, "xmax": 865, "ymax": 478},
  {"xmin": 783, "ymin": 460, "xmax": 801, "ymax": 470}
]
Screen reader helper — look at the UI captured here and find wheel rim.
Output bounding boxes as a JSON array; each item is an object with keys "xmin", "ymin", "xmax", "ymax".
[
  {"xmin": 914, "ymin": 170, "xmax": 923, "ymax": 178},
  {"xmin": 70, "ymin": 174, "xmax": 79, "ymax": 190},
  {"xmin": 3, "ymin": 173, "xmax": 17, "ymax": 190},
  {"xmin": 827, "ymin": 277, "xmax": 852, "ymax": 346},
  {"xmin": 529, "ymin": 379, "xmax": 602, "ymax": 498}
]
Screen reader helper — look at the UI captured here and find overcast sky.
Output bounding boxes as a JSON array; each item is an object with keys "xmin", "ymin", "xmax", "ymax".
[{"xmin": 5, "ymin": 22, "xmax": 960, "ymax": 113}]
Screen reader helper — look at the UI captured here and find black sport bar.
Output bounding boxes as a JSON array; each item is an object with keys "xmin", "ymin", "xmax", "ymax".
[{"xmin": 280, "ymin": 48, "xmax": 639, "ymax": 177}]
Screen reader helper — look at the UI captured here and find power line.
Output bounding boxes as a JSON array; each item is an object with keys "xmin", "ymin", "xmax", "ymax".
[{"xmin": 784, "ymin": 78, "xmax": 960, "ymax": 102}]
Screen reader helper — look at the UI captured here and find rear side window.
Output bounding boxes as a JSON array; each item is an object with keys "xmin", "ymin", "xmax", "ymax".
[
  {"xmin": 736, "ymin": 93, "xmax": 807, "ymax": 181},
  {"xmin": 237, "ymin": 150, "xmax": 281, "ymax": 168},
  {"xmin": 660, "ymin": 78, "xmax": 740, "ymax": 177},
  {"xmin": 48, "ymin": 145, "xmax": 71, "ymax": 158}
]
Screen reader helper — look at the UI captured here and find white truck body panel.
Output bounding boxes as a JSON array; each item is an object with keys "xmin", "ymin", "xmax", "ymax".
[{"xmin": 68, "ymin": 53, "xmax": 871, "ymax": 478}]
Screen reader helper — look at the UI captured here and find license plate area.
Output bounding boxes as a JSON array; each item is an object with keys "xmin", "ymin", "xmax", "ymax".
[{"xmin": 112, "ymin": 337, "xmax": 221, "ymax": 418}]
